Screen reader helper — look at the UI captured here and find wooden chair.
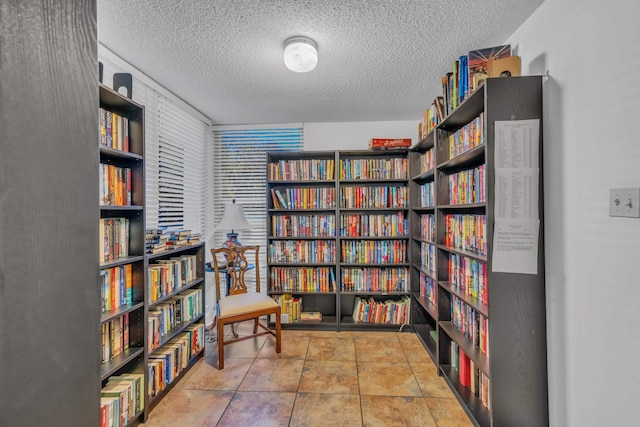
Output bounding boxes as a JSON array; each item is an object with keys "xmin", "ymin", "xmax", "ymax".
[{"xmin": 210, "ymin": 245, "xmax": 281, "ymax": 369}]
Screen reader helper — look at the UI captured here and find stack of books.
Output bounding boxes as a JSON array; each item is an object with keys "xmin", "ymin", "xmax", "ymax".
[{"xmin": 145, "ymin": 229, "xmax": 172, "ymax": 254}]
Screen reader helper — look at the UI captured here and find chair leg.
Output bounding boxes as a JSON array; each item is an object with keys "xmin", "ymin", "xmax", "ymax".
[
  {"xmin": 275, "ymin": 310, "xmax": 281, "ymax": 353},
  {"xmin": 217, "ymin": 319, "xmax": 225, "ymax": 369},
  {"xmin": 253, "ymin": 317, "xmax": 259, "ymax": 334}
]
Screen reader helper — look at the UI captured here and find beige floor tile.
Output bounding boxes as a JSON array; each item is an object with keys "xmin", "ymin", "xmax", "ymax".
[
  {"xmin": 143, "ymin": 389, "xmax": 233, "ymax": 427},
  {"xmin": 178, "ymin": 357, "xmax": 254, "ymax": 391},
  {"xmin": 215, "ymin": 335, "xmax": 269, "ymax": 359},
  {"xmin": 306, "ymin": 336, "xmax": 356, "ymax": 361},
  {"xmin": 354, "ymin": 336, "xmax": 407, "ymax": 362},
  {"xmin": 216, "ymin": 391, "xmax": 296, "ymax": 427},
  {"xmin": 258, "ymin": 335, "xmax": 310, "ymax": 359},
  {"xmin": 425, "ymin": 397, "xmax": 474, "ymax": 427},
  {"xmin": 357, "ymin": 361, "xmax": 422, "ymax": 397},
  {"xmin": 410, "ymin": 362, "xmax": 454, "ymax": 398},
  {"xmin": 290, "ymin": 393, "xmax": 362, "ymax": 427},
  {"xmin": 360, "ymin": 395, "xmax": 437, "ymax": 427},
  {"xmin": 298, "ymin": 360, "xmax": 359, "ymax": 394},
  {"xmin": 238, "ymin": 358, "xmax": 305, "ymax": 392},
  {"xmin": 398, "ymin": 335, "xmax": 435, "ymax": 363}
]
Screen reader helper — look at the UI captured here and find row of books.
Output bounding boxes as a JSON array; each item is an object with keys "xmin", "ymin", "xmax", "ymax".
[
  {"xmin": 421, "ymin": 214, "xmax": 436, "ymax": 242},
  {"xmin": 420, "ymin": 272, "xmax": 436, "ymax": 306},
  {"xmin": 101, "ymin": 313, "xmax": 130, "ymax": 364},
  {"xmin": 352, "ymin": 295, "xmax": 410, "ymax": 325},
  {"xmin": 420, "ymin": 182, "xmax": 435, "ymax": 207},
  {"xmin": 271, "ymin": 187, "xmax": 336, "ymax": 210},
  {"xmin": 272, "ymin": 294, "xmax": 303, "ymax": 323},
  {"xmin": 99, "ymin": 163, "xmax": 132, "ymax": 206},
  {"xmin": 100, "ymin": 218, "xmax": 129, "ymax": 263},
  {"xmin": 271, "ymin": 214, "xmax": 336, "ymax": 237},
  {"xmin": 100, "ymin": 107, "xmax": 130, "ymax": 152},
  {"xmin": 339, "ymin": 212, "xmax": 408, "ymax": 237},
  {"xmin": 341, "ymin": 240, "xmax": 407, "ymax": 264},
  {"xmin": 444, "ymin": 214, "xmax": 487, "ymax": 256},
  {"xmin": 269, "ymin": 267, "xmax": 336, "ymax": 293},
  {"xmin": 451, "ymin": 295, "xmax": 489, "ymax": 357},
  {"xmin": 339, "ymin": 157, "xmax": 408, "ymax": 181},
  {"xmin": 451, "ymin": 342, "xmax": 491, "ymax": 410},
  {"xmin": 448, "ymin": 253, "xmax": 488, "ymax": 305},
  {"xmin": 101, "ymin": 264, "xmax": 133, "ymax": 313},
  {"xmin": 418, "ymin": 96, "xmax": 446, "ymax": 140},
  {"xmin": 445, "ymin": 113, "xmax": 485, "ymax": 161},
  {"xmin": 268, "ymin": 240, "xmax": 336, "ymax": 263},
  {"xmin": 420, "ymin": 149, "xmax": 435, "ymax": 173},
  {"xmin": 340, "ymin": 185, "xmax": 408, "ymax": 209},
  {"xmin": 445, "ymin": 44, "xmax": 516, "ymax": 116},
  {"xmin": 341, "ymin": 267, "xmax": 409, "ymax": 293},
  {"xmin": 421, "ymin": 242, "xmax": 436, "ymax": 275},
  {"xmin": 148, "ymin": 288, "xmax": 203, "ymax": 352},
  {"xmin": 101, "ymin": 372, "xmax": 144, "ymax": 427},
  {"xmin": 447, "ymin": 164, "xmax": 486, "ymax": 205},
  {"xmin": 148, "ymin": 325, "xmax": 204, "ymax": 399},
  {"xmin": 148, "ymin": 254, "xmax": 199, "ymax": 304},
  {"xmin": 268, "ymin": 159, "xmax": 335, "ymax": 181}
]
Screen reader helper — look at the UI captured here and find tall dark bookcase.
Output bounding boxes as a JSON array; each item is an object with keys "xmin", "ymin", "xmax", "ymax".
[
  {"xmin": 99, "ymin": 84, "xmax": 147, "ymax": 425},
  {"xmin": 99, "ymin": 85, "xmax": 206, "ymax": 424},
  {"xmin": 410, "ymin": 76, "xmax": 548, "ymax": 427},
  {"xmin": 266, "ymin": 150, "xmax": 412, "ymax": 331}
]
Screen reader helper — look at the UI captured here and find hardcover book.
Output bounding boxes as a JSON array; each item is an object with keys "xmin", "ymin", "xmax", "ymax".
[{"xmin": 467, "ymin": 44, "xmax": 511, "ymax": 92}]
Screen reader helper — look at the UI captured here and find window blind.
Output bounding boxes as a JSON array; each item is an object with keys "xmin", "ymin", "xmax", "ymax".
[
  {"xmin": 98, "ymin": 48, "xmax": 208, "ymax": 234},
  {"xmin": 212, "ymin": 126, "xmax": 303, "ymax": 292}
]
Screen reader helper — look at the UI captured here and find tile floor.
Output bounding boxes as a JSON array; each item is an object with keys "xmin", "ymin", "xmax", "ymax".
[{"xmin": 142, "ymin": 321, "xmax": 473, "ymax": 427}]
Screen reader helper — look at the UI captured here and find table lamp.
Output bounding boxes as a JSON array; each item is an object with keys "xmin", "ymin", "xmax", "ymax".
[{"xmin": 216, "ymin": 199, "xmax": 252, "ymax": 248}]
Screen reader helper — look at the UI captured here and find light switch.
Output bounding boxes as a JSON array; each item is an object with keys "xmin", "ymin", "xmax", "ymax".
[{"xmin": 609, "ymin": 188, "xmax": 640, "ymax": 218}]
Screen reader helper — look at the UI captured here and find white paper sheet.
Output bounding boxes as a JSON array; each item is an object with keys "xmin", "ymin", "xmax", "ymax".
[
  {"xmin": 491, "ymin": 219, "xmax": 540, "ymax": 274},
  {"xmin": 494, "ymin": 119, "xmax": 540, "ymax": 168},
  {"xmin": 492, "ymin": 118, "xmax": 541, "ymax": 275},
  {"xmin": 494, "ymin": 168, "xmax": 539, "ymax": 219}
]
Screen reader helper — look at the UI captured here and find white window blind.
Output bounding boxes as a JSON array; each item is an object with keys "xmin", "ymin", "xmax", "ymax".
[
  {"xmin": 212, "ymin": 127, "xmax": 303, "ymax": 292},
  {"xmin": 98, "ymin": 48, "xmax": 208, "ymax": 234}
]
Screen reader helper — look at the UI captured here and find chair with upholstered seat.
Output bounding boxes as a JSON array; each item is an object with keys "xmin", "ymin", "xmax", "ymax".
[{"xmin": 210, "ymin": 245, "xmax": 281, "ymax": 369}]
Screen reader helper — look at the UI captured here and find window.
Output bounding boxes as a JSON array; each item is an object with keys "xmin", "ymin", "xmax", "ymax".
[{"xmin": 212, "ymin": 125, "xmax": 303, "ymax": 291}]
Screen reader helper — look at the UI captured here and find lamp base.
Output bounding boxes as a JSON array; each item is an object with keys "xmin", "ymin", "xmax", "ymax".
[{"xmin": 223, "ymin": 232, "xmax": 242, "ymax": 248}]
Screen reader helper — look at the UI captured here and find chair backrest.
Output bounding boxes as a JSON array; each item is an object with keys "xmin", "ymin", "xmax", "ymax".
[{"xmin": 211, "ymin": 245, "xmax": 260, "ymax": 301}]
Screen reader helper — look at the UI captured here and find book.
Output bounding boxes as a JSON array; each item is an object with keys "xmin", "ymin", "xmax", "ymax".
[
  {"xmin": 300, "ymin": 311, "xmax": 322, "ymax": 322},
  {"xmin": 467, "ymin": 44, "xmax": 511, "ymax": 92},
  {"xmin": 487, "ymin": 55, "xmax": 521, "ymax": 78},
  {"xmin": 368, "ymin": 138, "xmax": 412, "ymax": 150}
]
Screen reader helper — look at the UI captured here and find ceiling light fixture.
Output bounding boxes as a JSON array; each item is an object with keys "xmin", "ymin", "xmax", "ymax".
[{"xmin": 283, "ymin": 36, "xmax": 318, "ymax": 73}]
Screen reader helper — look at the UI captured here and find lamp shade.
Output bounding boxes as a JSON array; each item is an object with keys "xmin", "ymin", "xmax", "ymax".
[
  {"xmin": 216, "ymin": 199, "xmax": 252, "ymax": 232},
  {"xmin": 284, "ymin": 36, "xmax": 318, "ymax": 73}
]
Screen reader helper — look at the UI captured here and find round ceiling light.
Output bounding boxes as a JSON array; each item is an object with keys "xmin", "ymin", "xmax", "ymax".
[{"xmin": 283, "ymin": 36, "xmax": 318, "ymax": 73}]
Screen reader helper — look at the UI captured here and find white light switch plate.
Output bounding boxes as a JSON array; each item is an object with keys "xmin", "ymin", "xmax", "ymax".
[{"xmin": 609, "ymin": 188, "xmax": 640, "ymax": 217}]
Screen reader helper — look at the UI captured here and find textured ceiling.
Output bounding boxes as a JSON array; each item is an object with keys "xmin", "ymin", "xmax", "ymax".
[{"xmin": 97, "ymin": 0, "xmax": 545, "ymax": 125}]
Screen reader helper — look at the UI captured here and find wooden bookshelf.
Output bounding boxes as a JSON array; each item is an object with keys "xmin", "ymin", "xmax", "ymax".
[
  {"xmin": 411, "ymin": 76, "xmax": 548, "ymax": 426},
  {"xmin": 145, "ymin": 243, "xmax": 206, "ymax": 414},
  {"xmin": 266, "ymin": 150, "xmax": 412, "ymax": 331},
  {"xmin": 99, "ymin": 84, "xmax": 147, "ymax": 426}
]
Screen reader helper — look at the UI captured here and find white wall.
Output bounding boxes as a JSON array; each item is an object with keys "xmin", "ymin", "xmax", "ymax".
[
  {"xmin": 304, "ymin": 120, "xmax": 418, "ymax": 151},
  {"xmin": 507, "ymin": 1, "xmax": 640, "ymax": 426}
]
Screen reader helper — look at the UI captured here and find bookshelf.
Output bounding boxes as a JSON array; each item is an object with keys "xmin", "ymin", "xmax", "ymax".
[
  {"xmin": 411, "ymin": 76, "xmax": 548, "ymax": 427},
  {"xmin": 266, "ymin": 150, "xmax": 411, "ymax": 331},
  {"xmin": 99, "ymin": 85, "xmax": 206, "ymax": 424},
  {"xmin": 146, "ymin": 243, "xmax": 206, "ymax": 414},
  {"xmin": 99, "ymin": 84, "xmax": 147, "ymax": 426}
]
